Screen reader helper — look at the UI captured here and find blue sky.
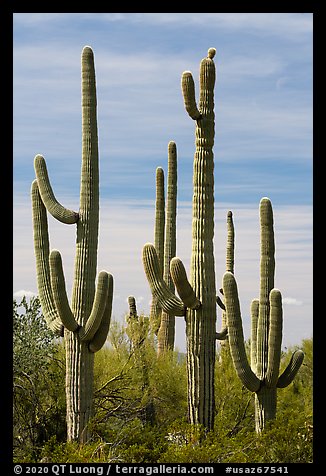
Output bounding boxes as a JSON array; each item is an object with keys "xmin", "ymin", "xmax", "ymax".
[{"xmin": 13, "ymin": 13, "xmax": 313, "ymax": 352}]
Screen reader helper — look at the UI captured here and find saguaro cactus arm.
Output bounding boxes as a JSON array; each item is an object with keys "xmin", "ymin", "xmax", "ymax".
[
  {"xmin": 223, "ymin": 271, "xmax": 261, "ymax": 392},
  {"xmin": 149, "ymin": 167, "xmax": 165, "ymax": 332},
  {"xmin": 170, "ymin": 257, "xmax": 201, "ymax": 310},
  {"xmin": 154, "ymin": 167, "xmax": 165, "ymax": 274},
  {"xmin": 34, "ymin": 154, "xmax": 79, "ymax": 224},
  {"xmin": 250, "ymin": 299, "xmax": 259, "ymax": 373},
  {"xmin": 216, "ymin": 327, "xmax": 228, "ymax": 340},
  {"xmin": 88, "ymin": 274, "xmax": 113, "ymax": 353},
  {"xmin": 181, "ymin": 72, "xmax": 202, "ymax": 120},
  {"xmin": 79, "ymin": 271, "xmax": 110, "ymax": 341},
  {"xmin": 49, "ymin": 250, "xmax": 79, "ymax": 332},
  {"xmin": 31, "ymin": 180, "xmax": 64, "ymax": 336},
  {"xmin": 217, "ymin": 210, "xmax": 235, "ymax": 341},
  {"xmin": 266, "ymin": 289, "xmax": 283, "ymax": 388},
  {"xmin": 277, "ymin": 350, "xmax": 304, "ymax": 388},
  {"xmin": 181, "ymin": 48, "xmax": 216, "ymax": 121},
  {"xmin": 216, "ymin": 295, "xmax": 225, "ymax": 311},
  {"xmin": 142, "ymin": 243, "xmax": 185, "ymax": 316},
  {"xmin": 226, "ymin": 210, "xmax": 235, "ymax": 273},
  {"xmin": 49, "ymin": 251, "xmax": 110, "ymax": 340}
]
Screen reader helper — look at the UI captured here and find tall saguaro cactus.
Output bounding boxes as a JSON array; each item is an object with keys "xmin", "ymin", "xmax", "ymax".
[
  {"xmin": 157, "ymin": 141, "xmax": 178, "ymax": 354},
  {"xmin": 222, "ymin": 198, "xmax": 304, "ymax": 433},
  {"xmin": 149, "ymin": 166, "xmax": 165, "ymax": 333},
  {"xmin": 143, "ymin": 48, "xmax": 222, "ymax": 430},
  {"xmin": 31, "ymin": 46, "xmax": 113, "ymax": 442},
  {"xmin": 217, "ymin": 210, "xmax": 235, "ymax": 351}
]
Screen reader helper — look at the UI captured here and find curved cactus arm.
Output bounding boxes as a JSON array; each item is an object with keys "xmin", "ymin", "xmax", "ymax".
[
  {"xmin": 49, "ymin": 250, "xmax": 79, "ymax": 332},
  {"xmin": 170, "ymin": 257, "xmax": 201, "ymax": 310},
  {"xmin": 216, "ymin": 291, "xmax": 228, "ymax": 340},
  {"xmin": 34, "ymin": 154, "xmax": 79, "ymax": 224},
  {"xmin": 216, "ymin": 295, "xmax": 225, "ymax": 311},
  {"xmin": 216, "ymin": 327, "xmax": 228, "ymax": 340},
  {"xmin": 250, "ymin": 299, "xmax": 259, "ymax": 373},
  {"xmin": 266, "ymin": 289, "xmax": 283, "ymax": 388},
  {"xmin": 31, "ymin": 180, "xmax": 64, "ymax": 336},
  {"xmin": 181, "ymin": 71, "xmax": 202, "ymax": 120},
  {"xmin": 142, "ymin": 243, "xmax": 185, "ymax": 316},
  {"xmin": 223, "ymin": 272, "xmax": 261, "ymax": 392},
  {"xmin": 277, "ymin": 350, "xmax": 304, "ymax": 388},
  {"xmin": 88, "ymin": 273, "xmax": 113, "ymax": 353},
  {"xmin": 79, "ymin": 271, "xmax": 109, "ymax": 342}
]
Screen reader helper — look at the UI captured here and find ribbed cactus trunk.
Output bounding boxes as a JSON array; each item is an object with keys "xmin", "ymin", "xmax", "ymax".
[
  {"xmin": 149, "ymin": 167, "xmax": 165, "ymax": 334},
  {"xmin": 157, "ymin": 141, "xmax": 177, "ymax": 355},
  {"xmin": 126, "ymin": 296, "xmax": 155, "ymax": 425},
  {"xmin": 66, "ymin": 46, "xmax": 99, "ymax": 442},
  {"xmin": 31, "ymin": 47, "xmax": 113, "ymax": 442},
  {"xmin": 142, "ymin": 48, "xmax": 220, "ymax": 431},
  {"xmin": 254, "ymin": 198, "xmax": 276, "ymax": 431},
  {"xmin": 218, "ymin": 211, "xmax": 235, "ymax": 354},
  {"xmin": 222, "ymin": 198, "xmax": 304, "ymax": 433},
  {"xmin": 183, "ymin": 49, "xmax": 217, "ymax": 429}
]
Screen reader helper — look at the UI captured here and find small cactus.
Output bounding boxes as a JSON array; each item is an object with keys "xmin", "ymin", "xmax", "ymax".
[{"xmin": 217, "ymin": 210, "xmax": 235, "ymax": 351}]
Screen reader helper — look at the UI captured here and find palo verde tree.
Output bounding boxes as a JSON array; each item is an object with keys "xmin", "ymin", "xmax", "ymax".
[{"xmin": 31, "ymin": 46, "xmax": 113, "ymax": 442}]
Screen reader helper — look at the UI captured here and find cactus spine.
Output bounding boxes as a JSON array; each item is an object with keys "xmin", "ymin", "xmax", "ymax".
[
  {"xmin": 222, "ymin": 198, "xmax": 304, "ymax": 433},
  {"xmin": 143, "ymin": 48, "xmax": 221, "ymax": 430},
  {"xmin": 31, "ymin": 46, "xmax": 113, "ymax": 442}
]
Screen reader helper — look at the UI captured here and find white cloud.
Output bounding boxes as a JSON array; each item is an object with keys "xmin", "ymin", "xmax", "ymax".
[
  {"xmin": 283, "ymin": 297, "xmax": 303, "ymax": 306},
  {"xmin": 19, "ymin": 13, "xmax": 310, "ymax": 39},
  {"xmin": 13, "ymin": 193, "xmax": 312, "ymax": 351}
]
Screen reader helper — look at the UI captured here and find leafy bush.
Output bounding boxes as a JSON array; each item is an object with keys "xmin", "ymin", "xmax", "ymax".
[
  {"xmin": 13, "ymin": 300, "xmax": 312, "ymax": 464},
  {"xmin": 13, "ymin": 297, "xmax": 66, "ymax": 462}
]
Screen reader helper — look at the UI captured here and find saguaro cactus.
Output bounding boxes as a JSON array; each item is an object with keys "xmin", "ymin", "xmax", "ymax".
[
  {"xmin": 217, "ymin": 210, "xmax": 235, "ymax": 352},
  {"xmin": 143, "ymin": 48, "xmax": 223, "ymax": 430},
  {"xmin": 126, "ymin": 296, "xmax": 155, "ymax": 425},
  {"xmin": 31, "ymin": 46, "xmax": 113, "ymax": 442},
  {"xmin": 149, "ymin": 166, "xmax": 165, "ymax": 333},
  {"xmin": 222, "ymin": 198, "xmax": 304, "ymax": 433},
  {"xmin": 157, "ymin": 141, "xmax": 178, "ymax": 354}
]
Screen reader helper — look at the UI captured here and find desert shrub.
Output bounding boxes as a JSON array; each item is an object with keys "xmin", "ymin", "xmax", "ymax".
[
  {"xmin": 92, "ymin": 319, "xmax": 187, "ymax": 439},
  {"xmin": 214, "ymin": 343, "xmax": 255, "ymax": 436},
  {"xmin": 13, "ymin": 301, "xmax": 312, "ymax": 464},
  {"xmin": 13, "ymin": 297, "xmax": 66, "ymax": 462}
]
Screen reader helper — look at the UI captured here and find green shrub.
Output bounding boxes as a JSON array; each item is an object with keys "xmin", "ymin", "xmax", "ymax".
[
  {"xmin": 13, "ymin": 303, "xmax": 312, "ymax": 464},
  {"xmin": 13, "ymin": 297, "xmax": 66, "ymax": 462}
]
